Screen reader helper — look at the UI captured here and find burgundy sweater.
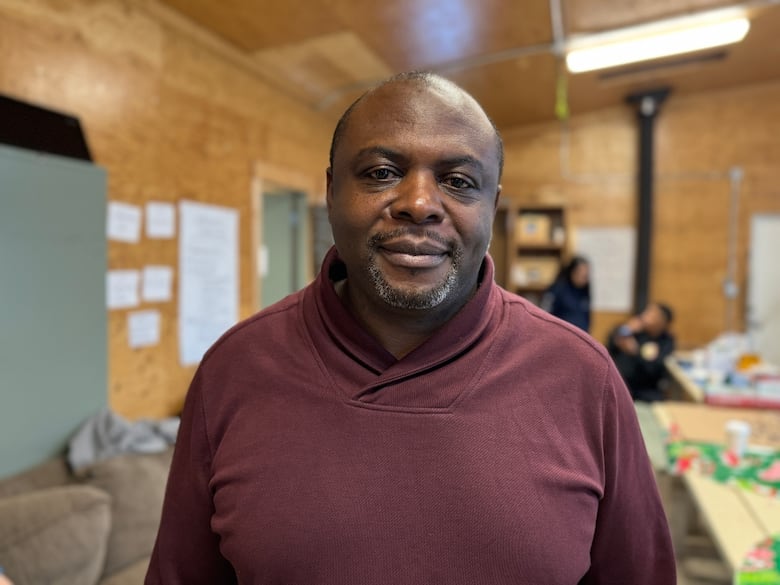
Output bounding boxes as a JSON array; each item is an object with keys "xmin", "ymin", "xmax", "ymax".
[{"xmin": 146, "ymin": 249, "xmax": 676, "ymax": 584}]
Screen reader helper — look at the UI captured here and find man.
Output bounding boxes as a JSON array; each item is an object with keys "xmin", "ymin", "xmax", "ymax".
[
  {"xmin": 146, "ymin": 72, "xmax": 675, "ymax": 584},
  {"xmin": 607, "ymin": 302, "xmax": 676, "ymax": 402}
]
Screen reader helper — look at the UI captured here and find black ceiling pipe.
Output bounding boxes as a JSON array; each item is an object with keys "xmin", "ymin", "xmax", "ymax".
[{"xmin": 626, "ymin": 88, "xmax": 670, "ymax": 313}]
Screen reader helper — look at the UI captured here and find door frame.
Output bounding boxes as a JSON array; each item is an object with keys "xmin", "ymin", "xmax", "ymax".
[{"xmin": 251, "ymin": 161, "xmax": 325, "ymax": 310}]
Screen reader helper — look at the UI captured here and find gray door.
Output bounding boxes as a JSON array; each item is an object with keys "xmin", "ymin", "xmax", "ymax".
[
  {"xmin": 0, "ymin": 145, "xmax": 107, "ymax": 477},
  {"xmin": 260, "ymin": 190, "xmax": 308, "ymax": 307}
]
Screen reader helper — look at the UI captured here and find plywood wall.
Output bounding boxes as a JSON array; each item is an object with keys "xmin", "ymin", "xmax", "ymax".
[
  {"xmin": 500, "ymin": 80, "xmax": 780, "ymax": 348},
  {"xmin": 0, "ymin": 0, "xmax": 333, "ymax": 419}
]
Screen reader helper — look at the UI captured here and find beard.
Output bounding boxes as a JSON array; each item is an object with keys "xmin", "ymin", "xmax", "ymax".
[{"xmin": 365, "ymin": 230, "xmax": 464, "ymax": 310}]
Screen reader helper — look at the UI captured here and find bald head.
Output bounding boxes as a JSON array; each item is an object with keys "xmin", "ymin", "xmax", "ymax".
[{"xmin": 328, "ymin": 72, "xmax": 504, "ymax": 180}]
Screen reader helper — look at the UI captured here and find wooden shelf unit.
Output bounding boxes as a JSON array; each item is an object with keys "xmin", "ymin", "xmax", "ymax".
[{"xmin": 505, "ymin": 204, "xmax": 568, "ymax": 304}]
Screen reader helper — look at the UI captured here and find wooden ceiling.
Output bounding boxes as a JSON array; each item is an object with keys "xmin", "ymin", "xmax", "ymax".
[{"xmin": 160, "ymin": 0, "xmax": 780, "ymax": 131}]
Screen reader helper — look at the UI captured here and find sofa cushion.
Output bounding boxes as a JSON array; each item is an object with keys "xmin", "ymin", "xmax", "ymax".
[
  {"xmin": 80, "ymin": 448, "xmax": 172, "ymax": 577},
  {"xmin": 0, "ymin": 485, "xmax": 111, "ymax": 585},
  {"xmin": 0, "ymin": 458, "xmax": 73, "ymax": 499}
]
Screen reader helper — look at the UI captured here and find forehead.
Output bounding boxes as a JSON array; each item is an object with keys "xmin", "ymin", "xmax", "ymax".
[{"xmin": 336, "ymin": 81, "xmax": 499, "ymax": 169}]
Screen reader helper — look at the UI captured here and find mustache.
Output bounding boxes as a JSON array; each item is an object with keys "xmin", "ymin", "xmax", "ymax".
[{"xmin": 368, "ymin": 228, "xmax": 453, "ymax": 249}]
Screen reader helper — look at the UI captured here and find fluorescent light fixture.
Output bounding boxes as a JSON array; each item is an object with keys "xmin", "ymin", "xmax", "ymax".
[{"xmin": 566, "ymin": 8, "xmax": 751, "ymax": 73}]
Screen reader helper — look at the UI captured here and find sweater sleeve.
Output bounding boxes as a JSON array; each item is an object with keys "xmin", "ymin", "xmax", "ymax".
[
  {"xmin": 145, "ymin": 369, "xmax": 237, "ymax": 584},
  {"xmin": 580, "ymin": 363, "xmax": 676, "ymax": 585}
]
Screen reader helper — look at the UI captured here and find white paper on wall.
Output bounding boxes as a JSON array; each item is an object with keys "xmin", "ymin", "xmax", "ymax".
[
  {"xmin": 107, "ymin": 201, "xmax": 142, "ymax": 243},
  {"xmin": 106, "ymin": 270, "xmax": 140, "ymax": 309},
  {"xmin": 145, "ymin": 202, "xmax": 176, "ymax": 239},
  {"xmin": 178, "ymin": 200, "xmax": 239, "ymax": 366},
  {"xmin": 142, "ymin": 265, "xmax": 174, "ymax": 302},
  {"xmin": 259, "ymin": 245, "xmax": 269, "ymax": 277},
  {"xmin": 128, "ymin": 310, "xmax": 161, "ymax": 348}
]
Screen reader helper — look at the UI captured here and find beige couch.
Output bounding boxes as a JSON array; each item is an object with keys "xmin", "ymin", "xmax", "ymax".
[{"xmin": 0, "ymin": 448, "xmax": 172, "ymax": 585}]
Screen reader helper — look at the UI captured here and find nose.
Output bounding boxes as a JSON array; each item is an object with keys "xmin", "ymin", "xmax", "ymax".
[{"xmin": 389, "ymin": 170, "xmax": 444, "ymax": 224}]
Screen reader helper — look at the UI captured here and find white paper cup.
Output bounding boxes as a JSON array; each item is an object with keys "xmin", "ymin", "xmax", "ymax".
[{"xmin": 725, "ymin": 419, "xmax": 751, "ymax": 458}]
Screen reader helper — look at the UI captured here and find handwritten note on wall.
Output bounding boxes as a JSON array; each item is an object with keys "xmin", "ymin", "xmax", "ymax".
[
  {"xmin": 128, "ymin": 310, "xmax": 161, "ymax": 349},
  {"xmin": 106, "ymin": 270, "xmax": 140, "ymax": 309},
  {"xmin": 142, "ymin": 265, "xmax": 174, "ymax": 302},
  {"xmin": 178, "ymin": 200, "xmax": 239, "ymax": 366},
  {"xmin": 107, "ymin": 202, "xmax": 142, "ymax": 243},
  {"xmin": 145, "ymin": 202, "xmax": 176, "ymax": 239}
]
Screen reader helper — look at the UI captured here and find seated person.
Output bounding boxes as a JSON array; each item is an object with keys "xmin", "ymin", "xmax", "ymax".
[{"xmin": 607, "ymin": 302, "xmax": 675, "ymax": 402}]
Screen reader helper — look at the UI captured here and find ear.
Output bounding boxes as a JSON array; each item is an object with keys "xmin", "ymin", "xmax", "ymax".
[
  {"xmin": 326, "ymin": 167, "xmax": 334, "ymax": 214},
  {"xmin": 493, "ymin": 184, "xmax": 502, "ymax": 212}
]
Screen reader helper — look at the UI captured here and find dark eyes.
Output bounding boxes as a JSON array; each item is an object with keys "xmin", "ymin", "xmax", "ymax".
[
  {"xmin": 367, "ymin": 167, "xmax": 397, "ymax": 181},
  {"xmin": 444, "ymin": 176, "xmax": 472, "ymax": 190},
  {"xmin": 363, "ymin": 167, "xmax": 476, "ymax": 190}
]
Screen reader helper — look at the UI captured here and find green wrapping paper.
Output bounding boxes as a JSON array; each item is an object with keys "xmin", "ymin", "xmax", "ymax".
[
  {"xmin": 735, "ymin": 535, "xmax": 780, "ymax": 584},
  {"xmin": 667, "ymin": 440, "xmax": 780, "ymax": 496},
  {"xmin": 666, "ymin": 440, "xmax": 780, "ymax": 582}
]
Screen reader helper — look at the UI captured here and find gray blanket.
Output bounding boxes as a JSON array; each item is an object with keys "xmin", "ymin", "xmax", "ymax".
[{"xmin": 67, "ymin": 407, "xmax": 179, "ymax": 472}]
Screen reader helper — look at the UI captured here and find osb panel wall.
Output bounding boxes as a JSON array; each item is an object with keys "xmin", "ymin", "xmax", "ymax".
[
  {"xmin": 501, "ymin": 80, "xmax": 780, "ymax": 349},
  {"xmin": 653, "ymin": 81, "xmax": 780, "ymax": 348},
  {"xmin": 0, "ymin": 0, "xmax": 333, "ymax": 419}
]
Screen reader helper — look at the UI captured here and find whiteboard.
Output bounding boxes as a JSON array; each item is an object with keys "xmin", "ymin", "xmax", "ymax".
[{"xmin": 574, "ymin": 227, "xmax": 636, "ymax": 312}]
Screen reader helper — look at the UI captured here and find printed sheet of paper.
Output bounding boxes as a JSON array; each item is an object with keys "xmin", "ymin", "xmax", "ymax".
[
  {"xmin": 573, "ymin": 226, "xmax": 636, "ymax": 312},
  {"xmin": 107, "ymin": 201, "xmax": 142, "ymax": 243},
  {"xmin": 145, "ymin": 201, "xmax": 176, "ymax": 239},
  {"xmin": 128, "ymin": 310, "xmax": 161, "ymax": 348},
  {"xmin": 106, "ymin": 270, "xmax": 140, "ymax": 309},
  {"xmin": 178, "ymin": 200, "xmax": 239, "ymax": 365},
  {"xmin": 142, "ymin": 265, "xmax": 174, "ymax": 302},
  {"xmin": 259, "ymin": 244, "xmax": 269, "ymax": 277}
]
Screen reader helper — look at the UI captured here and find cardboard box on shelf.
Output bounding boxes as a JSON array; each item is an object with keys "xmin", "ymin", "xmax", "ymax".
[
  {"xmin": 515, "ymin": 213, "xmax": 552, "ymax": 245},
  {"xmin": 511, "ymin": 257, "xmax": 560, "ymax": 288}
]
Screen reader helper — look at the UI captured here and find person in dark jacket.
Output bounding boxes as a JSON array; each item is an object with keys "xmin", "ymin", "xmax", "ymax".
[
  {"xmin": 607, "ymin": 302, "xmax": 676, "ymax": 402},
  {"xmin": 541, "ymin": 255, "xmax": 591, "ymax": 332}
]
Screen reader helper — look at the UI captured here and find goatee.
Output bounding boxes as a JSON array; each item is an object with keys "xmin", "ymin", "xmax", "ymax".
[{"xmin": 366, "ymin": 230, "xmax": 463, "ymax": 310}]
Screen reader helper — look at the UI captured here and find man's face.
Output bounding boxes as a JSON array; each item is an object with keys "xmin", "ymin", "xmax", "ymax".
[{"xmin": 326, "ymin": 81, "xmax": 501, "ymax": 316}]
